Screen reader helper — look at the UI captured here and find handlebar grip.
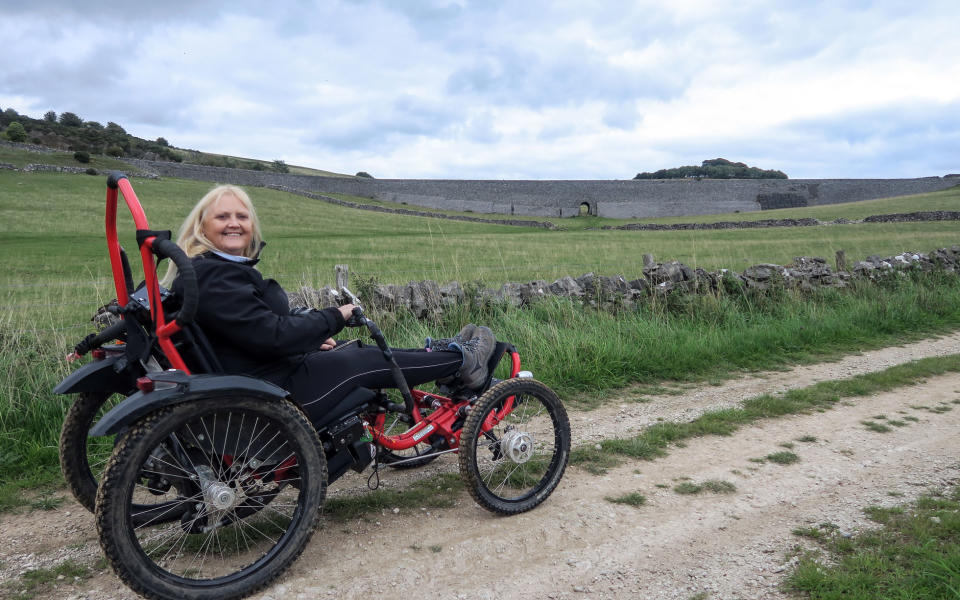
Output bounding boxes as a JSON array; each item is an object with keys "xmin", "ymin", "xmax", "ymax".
[
  {"xmin": 74, "ymin": 319, "xmax": 127, "ymax": 356},
  {"xmin": 151, "ymin": 238, "xmax": 197, "ymax": 326},
  {"xmin": 344, "ymin": 306, "xmax": 366, "ymax": 328}
]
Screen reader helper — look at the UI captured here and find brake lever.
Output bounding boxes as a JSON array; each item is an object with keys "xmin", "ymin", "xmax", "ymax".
[
  {"xmin": 340, "ymin": 287, "xmax": 366, "ymax": 327},
  {"xmin": 340, "ymin": 286, "xmax": 361, "ymax": 307}
]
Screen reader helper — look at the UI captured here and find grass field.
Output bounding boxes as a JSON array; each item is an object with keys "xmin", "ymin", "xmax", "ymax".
[
  {"xmin": 3, "ymin": 171, "xmax": 959, "ymax": 298},
  {"xmin": 1, "ymin": 168, "xmax": 959, "ymax": 509}
]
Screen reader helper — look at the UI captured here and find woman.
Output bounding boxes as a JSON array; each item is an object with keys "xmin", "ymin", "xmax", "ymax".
[{"xmin": 165, "ymin": 184, "xmax": 495, "ymax": 424}]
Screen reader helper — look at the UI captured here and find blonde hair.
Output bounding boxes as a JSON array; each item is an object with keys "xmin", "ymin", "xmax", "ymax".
[{"xmin": 160, "ymin": 185, "xmax": 264, "ymax": 286}]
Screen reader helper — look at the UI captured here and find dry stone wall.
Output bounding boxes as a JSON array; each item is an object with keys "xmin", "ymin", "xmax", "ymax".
[{"xmin": 287, "ymin": 246, "xmax": 960, "ymax": 320}]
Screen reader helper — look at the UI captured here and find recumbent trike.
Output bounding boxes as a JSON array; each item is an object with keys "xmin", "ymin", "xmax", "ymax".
[{"xmin": 54, "ymin": 174, "xmax": 571, "ymax": 600}]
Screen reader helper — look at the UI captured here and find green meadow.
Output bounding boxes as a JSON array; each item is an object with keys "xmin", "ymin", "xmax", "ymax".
[
  {"xmin": 1, "ymin": 166, "xmax": 959, "ymax": 508},
  {"xmin": 4, "ymin": 170, "xmax": 960, "ymax": 298}
]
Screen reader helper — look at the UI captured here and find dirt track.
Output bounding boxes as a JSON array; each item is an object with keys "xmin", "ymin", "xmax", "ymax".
[{"xmin": 3, "ymin": 333, "xmax": 960, "ymax": 600}]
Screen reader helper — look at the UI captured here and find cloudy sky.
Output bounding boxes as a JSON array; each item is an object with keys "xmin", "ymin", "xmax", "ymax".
[{"xmin": 1, "ymin": 0, "xmax": 958, "ymax": 179}]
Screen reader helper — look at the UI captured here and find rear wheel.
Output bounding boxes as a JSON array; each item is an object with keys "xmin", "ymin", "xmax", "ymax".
[
  {"xmin": 458, "ymin": 379, "xmax": 570, "ymax": 515},
  {"xmin": 96, "ymin": 396, "xmax": 325, "ymax": 600},
  {"xmin": 60, "ymin": 390, "xmax": 126, "ymax": 512}
]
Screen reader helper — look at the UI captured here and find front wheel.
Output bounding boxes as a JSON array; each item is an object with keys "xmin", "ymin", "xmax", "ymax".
[
  {"xmin": 95, "ymin": 396, "xmax": 326, "ymax": 600},
  {"xmin": 458, "ymin": 378, "xmax": 570, "ymax": 515}
]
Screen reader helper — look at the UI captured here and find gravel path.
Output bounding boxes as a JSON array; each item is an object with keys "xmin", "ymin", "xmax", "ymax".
[{"xmin": 2, "ymin": 332, "xmax": 959, "ymax": 599}]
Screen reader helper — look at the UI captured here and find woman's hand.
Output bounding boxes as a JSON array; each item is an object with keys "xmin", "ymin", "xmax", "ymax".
[
  {"xmin": 338, "ymin": 303, "xmax": 356, "ymax": 321},
  {"xmin": 320, "ymin": 338, "xmax": 337, "ymax": 351}
]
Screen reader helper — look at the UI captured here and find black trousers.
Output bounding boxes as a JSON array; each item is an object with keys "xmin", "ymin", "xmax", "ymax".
[{"xmin": 275, "ymin": 344, "xmax": 461, "ymax": 423}]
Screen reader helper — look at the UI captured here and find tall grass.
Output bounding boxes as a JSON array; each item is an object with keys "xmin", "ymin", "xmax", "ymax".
[{"xmin": 384, "ymin": 269, "xmax": 960, "ymax": 404}]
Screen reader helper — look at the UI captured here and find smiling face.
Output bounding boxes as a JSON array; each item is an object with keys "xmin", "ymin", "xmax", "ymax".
[{"xmin": 201, "ymin": 193, "xmax": 252, "ymax": 256}]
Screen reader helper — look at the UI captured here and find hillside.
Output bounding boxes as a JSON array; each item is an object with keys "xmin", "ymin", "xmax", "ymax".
[{"xmin": 0, "ymin": 105, "xmax": 349, "ymax": 177}]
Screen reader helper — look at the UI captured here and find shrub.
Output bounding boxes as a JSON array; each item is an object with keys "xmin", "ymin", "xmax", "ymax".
[
  {"xmin": 634, "ymin": 158, "xmax": 788, "ymax": 180},
  {"xmin": 85, "ymin": 167, "xmax": 98, "ymax": 176},
  {"xmin": 273, "ymin": 159, "xmax": 289, "ymax": 173},
  {"xmin": 356, "ymin": 171, "xmax": 374, "ymax": 178},
  {"xmin": 156, "ymin": 136, "xmax": 169, "ymax": 147},
  {"xmin": 106, "ymin": 122, "xmax": 126, "ymax": 134},
  {"xmin": 105, "ymin": 145, "xmax": 123, "ymax": 157},
  {"xmin": 73, "ymin": 151, "xmax": 90, "ymax": 164},
  {"xmin": 4, "ymin": 121, "xmax": 27, "ymax": 142},
  {"xmin": 43, "ymin": 110, "xmax": 57, "ymax": 123}
]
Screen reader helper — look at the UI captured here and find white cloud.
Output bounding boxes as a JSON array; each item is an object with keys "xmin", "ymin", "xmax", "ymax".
[{"xmin": 1, "ymin": 0, "xmax": 958, "ymax": 178}]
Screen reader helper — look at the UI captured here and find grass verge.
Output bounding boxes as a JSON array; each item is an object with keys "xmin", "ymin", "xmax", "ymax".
[
  {"xmin": 787, "ymin": 485, "xmax": 960, "ymax": 599},
  {"xmin": 571, "ymin": 353, "xmax": 960, "ymax": 474}
]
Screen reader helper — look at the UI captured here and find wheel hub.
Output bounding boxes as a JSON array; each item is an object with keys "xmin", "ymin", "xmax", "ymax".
[
  {"xmin": 500, "ymin": 429, "xmax": 534, "ymax": 464},
  {"xmin": 195, "ymin": 465, "xmax": 238, "ymax": 511}
]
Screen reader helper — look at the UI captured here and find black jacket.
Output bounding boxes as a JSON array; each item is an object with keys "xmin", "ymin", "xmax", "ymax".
[{"xmin": 173, "ymin": 251, "xmax": 345, "ymax": 379}]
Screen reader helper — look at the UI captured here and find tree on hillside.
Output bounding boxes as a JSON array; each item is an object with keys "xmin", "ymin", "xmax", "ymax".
[
  {"xmin": 355, "ymin": 171, "xmax": 374, "ymax": 178},
  {"xmin": 5, "ymin": 121, "xmax": 27, "ymax": 142},
  {"xmin": 634, "ymin": 158, "xmax": 787, "ymax": 180},
  {"xmin": 106, "ymin": 122, "xmax": 126, "ymax": 134},
  {"xmin": 44, "ymin": 110, "xmax": 57, "ymax": 123},
  {"xmin": 273, "ymin": 159, "xmax": 289, "ymax": 173},
  {"xmin": 702, "ymin": 158, "xmax": 747, "ymax": 168},
  {"xmin": 156, "ymin": 137, "xmax": 169, "ymax": 146},
  {"xmin": 59, "ymin": 112, "xmax": 83, "ymax": 127}
]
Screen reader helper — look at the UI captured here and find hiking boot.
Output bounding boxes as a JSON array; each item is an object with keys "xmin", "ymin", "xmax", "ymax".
[
  {"xmin": 455, "ymin": 323, "xmax": 477, "ymax": 344},
  {"xmin": 448, "ymin": 326, "xmax": 496, "ymax": 392},
  {"xmin": 425, "ymin": 323, "xmax": 478, "ymax": 352}
]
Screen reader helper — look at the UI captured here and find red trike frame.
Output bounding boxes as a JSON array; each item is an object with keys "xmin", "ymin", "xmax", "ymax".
[
  {"xmin": 371, "ymin": 350, "xmax": 522, "ymax": 452},
  {"xmin": 105, "ymin": 177, "xmax": 190, "ymax": 373}
]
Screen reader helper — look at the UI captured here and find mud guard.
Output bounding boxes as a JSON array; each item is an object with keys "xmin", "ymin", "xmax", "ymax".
[
  {"xmin": 53, "ymin": 355, "xmax": 135, "ymax": 396},
  {"xmin": 89, "ymin": 373, "xmax": 290, "ymax": 436}
]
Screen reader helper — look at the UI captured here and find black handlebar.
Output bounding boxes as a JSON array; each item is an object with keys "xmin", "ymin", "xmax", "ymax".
[
  {"xmin": 349, "ymin": 306, "xmax": 416, "ymax": 414},
  {"xmin": 150, "ymin": 238, "xmax": 198, "ymax": 327},
  {"xmin": 74, "ymin": 318, "xmax": 127, "ymax": 357}
]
